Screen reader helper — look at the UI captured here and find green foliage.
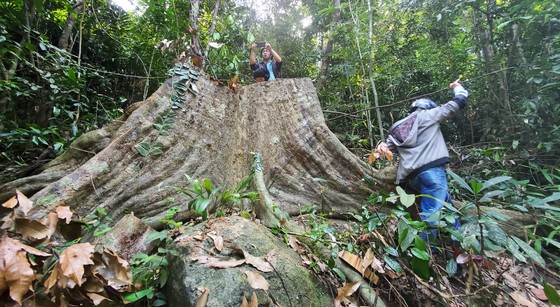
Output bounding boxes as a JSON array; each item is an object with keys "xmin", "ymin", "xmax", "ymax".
[
  {"xmin": 128, "ymin": 207, "xmax": 182, "ymax": 306},
  {"xmin": 173, "ymin": 174, "xmax": 259, "ymax": 220}
]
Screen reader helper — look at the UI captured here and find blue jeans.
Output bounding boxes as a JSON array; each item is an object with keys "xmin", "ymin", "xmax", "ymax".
[{"xmin": 408, "ymin": 166, "xmax": 461, "ymax": 240}]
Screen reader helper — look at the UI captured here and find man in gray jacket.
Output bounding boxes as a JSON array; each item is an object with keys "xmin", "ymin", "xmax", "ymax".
[{"xmin": 381, "ymin": 79, "xmax": 468, "ymax": 241}]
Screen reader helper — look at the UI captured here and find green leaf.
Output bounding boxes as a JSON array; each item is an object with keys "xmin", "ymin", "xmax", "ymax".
[
  {"xmin": 411, "ymin": 247, "xmax": 430, "ymax": 261},
  {"xmin": 396, "ymin": 186, "xmax": 416, "ymax": 208},
  {"xmin": 67, "ymin": 68, "xmax": 76, "ymax": 81},
  {"xmin": 511, "ymin": 236, "xmax": 545, "ymax": 266},
  {"xmin": 194, "ymin": 197, "xmax": 211, "ymax": 215},
  {"xmin": 398, "ymin": 227, "xmax": 415, "ymax": 252},
  {"xmin": 480, "ymin": 190, "xmax": 505, "ymax": 202},
  {"xmin": 153, "ymin": 299, "xmax": 167, "ymax": 306},
  {"xmin": 481, "ymin": 176, "xmax": 511, "ymax": 192},
  {"xmin": 446, "ymin": 258, "xmax": 457, "ymax": 276},
  {"xmin": 383, "ymin": 255, "xmax": 402, "ymax": 273},
  {"xmin": 332, "ymin": 268, "xmax": 346, "ymax": 280},
  {"xmin": 544, "ymin": 283, "xmax": 560, "ymax": 305},
  {"xmin": 202, "ymin": 178, "xmax": 213, "ymax": 194},
  {"xmin": 0, "ymin": 36, "xmax": 6, "ymax": 42},
  {"xmin": 447, "ymin": 169, "xmax": 474, "ymax": 194},
  {"xmin": 384, "ymin": 246, "xmax": 399, "ymax": 257},
  {"xmin": 24, "ymin": 42, "xmax": 37, "ymax": 51},
  {"xmin": 150, "ymin": 148, "xmax": 163, "ymax": 155},
  {"xmin": 470, "ymin": 180, "xmax": 483, "ymax": 194},
  {"xmin": 411, "ymin": 257, "xmax": 430, "ymax": 279},
  {"xmin": 124, "ymin": 288, "xmax": 155, "ymax": 303},
  {"xmin": 135, "ymin": 144, "xmax": 149, "ymax": 156}
]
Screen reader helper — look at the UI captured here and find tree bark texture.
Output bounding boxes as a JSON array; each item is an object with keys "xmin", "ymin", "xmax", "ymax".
[
  {"xmin": 1, "ymin": 74, "xmax": 391, "ymax": 228},
  {"xmin": 57, "ymin": 0, "xmax": 85, "ymax": 51}
]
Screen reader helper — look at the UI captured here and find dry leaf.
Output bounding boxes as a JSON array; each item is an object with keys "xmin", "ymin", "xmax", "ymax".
[
  {"xmin": 195, "ymin": 287, "xmax": 209, "ymax": 307},
  {"xmin": 334, "ymin": 281, "xmax": 361, "ymax": 307},
  {"xmin": 207, "ymin": 258, "xmax": 245, "ymax": 269},
  {"xmin": 207, "ymin": 233, "xmax": 224, "ymax": 251},
  {"xmin": 243, "ymin": 270, "xmax": 269, "ymax": 290},
  {"xmin": 2, "ymin": 196, "xmax": 18, "ymax": 209},
  {"xmin": 241, "ymin": 295, "xmax": 249, "ymax": 307},
  {"xmin": 228, "ymin": 246, "xmax": 273, "ymax": 272},
  {"xmin": 456, "ymin": 253, "xmax": 471, "ymax": 264},
  {"xmin": 530, "ymin": 287, "xmax": 548, "ymax": 301},
  {"xmin": 15, "ymin": 218, "xmax": 49, "ymax": 240},
  {"xmin": 56, "ymin": 206, "xmax": 73, "ymax": 224},
  {"xmin": 16, "ymin": 189, "xmax": 33, "ymax": 216},
  {"xmin": 368, "ymin": 152, "xmax": 377, "ymax": 165},
  {"xmin": 5, "ymin": 250, "xmax": 35, "ymax": 304},
  {"xmin": 94, "ymin": 248, "xmax": 132, "ymax": 291},
  {"xmin": 60, "ymin": 243, "xmax": 95, "ymax": 286},
  {"xmin": 87, "ymin": 292, "xmax": 111, "ymax": 305},
  {"xmin": 249, "ymin": 292, "xmax": 258, "ymax": 307},
  {"xmin": 362, "ymin": 248, "xmax": 374, "ymax": 272},
  {"xmin": 509, "ymin": 291, "xmax": 537, "ymax": 307},
  {"xmin": 338, "ymin": 250, "xmax": 378, "ymax": 284}
]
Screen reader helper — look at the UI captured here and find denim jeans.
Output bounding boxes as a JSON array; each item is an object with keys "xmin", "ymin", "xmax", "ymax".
[{"xmin": 408, "ymin": 166, "xmax": 461, "ymax": 240}]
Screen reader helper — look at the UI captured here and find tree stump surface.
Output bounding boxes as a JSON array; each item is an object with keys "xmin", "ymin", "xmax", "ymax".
[{"xmin": 1, "ymin": 74, "xmax": 390, "ymax": 227}]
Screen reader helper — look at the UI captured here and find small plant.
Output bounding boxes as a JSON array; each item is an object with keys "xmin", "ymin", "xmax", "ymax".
[
  {"xmin": 127, "ymin": 207, "xmax": 183, "ymax": 306},
  {"xmin": 173, "ymin": 174, "xmax": 259, "ymax": 220}
]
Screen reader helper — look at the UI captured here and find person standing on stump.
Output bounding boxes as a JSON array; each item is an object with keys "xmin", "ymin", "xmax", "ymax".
[
  {"xmin": 250, "ymin": 42, "xmax": 282, "ymax": 82},
  {"xmin": 379, "ymin": 78, "xmax": 468, "ymax": 242}
]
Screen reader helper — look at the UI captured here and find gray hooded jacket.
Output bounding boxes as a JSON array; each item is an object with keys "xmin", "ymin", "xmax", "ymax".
[{"xmin": 386, "ymin": 85, "xmax": 469, "ymax": 184}]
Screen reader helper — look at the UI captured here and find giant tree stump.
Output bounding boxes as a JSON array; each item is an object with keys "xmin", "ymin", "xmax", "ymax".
[{"xmin": 0, "ymin": 71, "xmax": 391, "ymax": 227}]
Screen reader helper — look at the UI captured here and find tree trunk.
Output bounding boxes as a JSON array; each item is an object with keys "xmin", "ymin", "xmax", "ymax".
[
  {"xmin": 57, "ymin": 0, "xmax": 85, "ymax": 51},
  {"xmin": 0, "ymin": 70, "xmax": 392, "ymax": 228},
  {"xmin": 203, "ymin": 0, "xmax": 220, "ymax": 69},
  {"xmin": 315, "ymin": 0, "xmax": 341, "ymax": 93}
]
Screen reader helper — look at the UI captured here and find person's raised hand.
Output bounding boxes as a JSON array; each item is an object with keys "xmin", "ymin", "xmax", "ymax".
[
  {"xmin": 265, "ymin": 42, "xmax": 271, "ymax": 50},
  {"xmin": 449, "ymin": 78, "xmax": 461, "ymax": 89},
  {"xmin": 251, "ymin": 43, "xmax": 257, "ymax": 51}
]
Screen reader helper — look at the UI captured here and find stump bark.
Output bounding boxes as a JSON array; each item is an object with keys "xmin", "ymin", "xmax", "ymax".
[{"xmin": 1, "ymin": 71, "xmax": 391, "ymax": 227}]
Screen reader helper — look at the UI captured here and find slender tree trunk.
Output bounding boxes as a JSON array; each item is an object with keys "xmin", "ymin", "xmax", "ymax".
[
  {"xmin": 57, "ymin": 0, "xmax": 85, "ymax": 51},
  {"xmin": 471, "ymin": 1, "xmax": 513, "ymax": 132},
  {"xmin": 315, "ymin": 0, "xmax": 340, "ymax": 93},
  {"xmin": 203, "ymin": 0, "xmax": 220, "ymax": 70},
  {"xmin": 367, "ymin": 0, "xmax": 384, "ymax": 143},
  {"xmin": 189, "ymin": 0, "xmax": 203, "ymax": 67}
]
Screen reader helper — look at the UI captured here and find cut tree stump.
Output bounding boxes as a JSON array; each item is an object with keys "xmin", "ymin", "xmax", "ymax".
[{"xmin": 0, "ymin": 68, "xmax": 392, "ymax": 228}]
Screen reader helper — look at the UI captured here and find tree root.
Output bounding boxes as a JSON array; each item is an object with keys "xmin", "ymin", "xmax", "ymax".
[{"xmin": 251, "ymin": 152, "xmax": 386, "ymax": 306}]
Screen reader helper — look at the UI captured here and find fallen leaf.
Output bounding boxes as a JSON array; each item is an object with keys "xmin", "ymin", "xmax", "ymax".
[
  {"xmin": 60, "ymin": 243, "xmax": 95, "ymax": 286},
  {"xmin": 56, "ymin": 206, "xmax": 73, "ymax": 224},
  {"xmin": 195, "ymin": 287, "xmax": 209, "ymax": 307},
  {"xmin": 456, "ymin": 253, "xmax": 471, "ymax": 264},
  {"xmin": 362, "ymin": 248, "xmax": 375, "ymax": 272},
  {"xmin": 509, "ymin": 291, "xmax": 537, "ymax": 307},
  {"xmin": 334, "ymin": 281, "xmax": 361, "ymax": 307},
  {"xmin": 87, "ymin": 292, "xmax": 111, "ymax": 305},
  {"xmin": 241, "ymin": 295, "xmax": 249, "ymax": 307},
  {"xmin": 228, "ymin": 246, "xmax": 273, "ymax": 272},
  {"xmin": 249, "ymin": 292, "xmax": 258, "ymax": 307},
  {"xmin": 530, "ymin": 287, "xmax": 548, "ymax": 301},
  {"xmin": 16, "ymin": 189, "xmax": 33, "ymax": 216},
  {"xmin": 368, "ymin": 152, "xmax": 376, "ymax": 165},
  {"xmin": 207, "ymin": 233, "xmax": 224, "ymax": 251},
  {"xmin": 45, "ymin": 212, "xmax": 59, "ymax": 238},
  {"xmin": 15, "ymin": 218, "xmax": 49, "ymax": 240},
  {"xmin": 207, "ymin": 258, "xmax": 245, "ymax": 269},
  {"xmin": 94, "ymin": 248, "xmax": 132, "ymax": 291},
  {"xmin": 2, "ymin": 196, "xmax": 18, "ymax": 209},
  {"xmin": 244, "ymin": 270, "xmax": 269, "ymax": 290}
]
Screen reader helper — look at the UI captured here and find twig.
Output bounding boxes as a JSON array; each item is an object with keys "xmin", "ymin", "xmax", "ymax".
[
  {"xmin": 266, "ymin": 258, "xmax": 293, "ymax": 307},
  {"xmin": 402, "ymin": 265, "xmax": 452, "ymax": 301}
]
